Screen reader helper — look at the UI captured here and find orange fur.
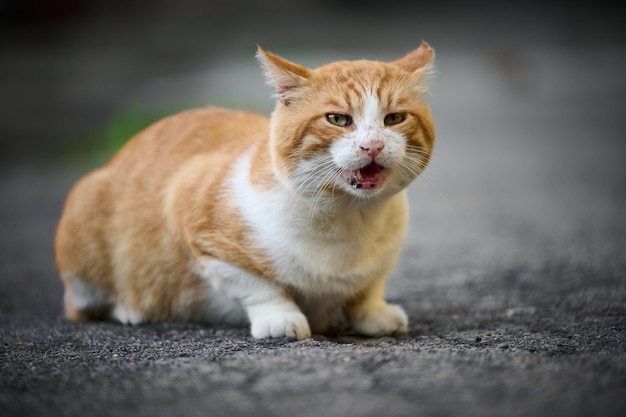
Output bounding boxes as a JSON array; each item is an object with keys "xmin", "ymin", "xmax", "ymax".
[{"xmin": 55, "ymin": 43, "xmax": 436, "ymax": 339}]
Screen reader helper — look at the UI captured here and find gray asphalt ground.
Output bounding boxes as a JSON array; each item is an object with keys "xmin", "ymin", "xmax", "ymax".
[{"xmin": 1, "ymin": 1, "xmax": 625, "ymax": 416}]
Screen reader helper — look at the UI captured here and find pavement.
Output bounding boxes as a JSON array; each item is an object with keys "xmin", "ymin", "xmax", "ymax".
[{"xmin": 1, "ymin": 2, "xmax": 625, "ymax": 416}]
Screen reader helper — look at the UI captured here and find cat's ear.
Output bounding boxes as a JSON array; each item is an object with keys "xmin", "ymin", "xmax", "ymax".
[
  {"xmin": 393, "ymin": 41, "xmax": 435, "ymax": 73},
  {"xmin": 256, "ymin": 45, "xmax": 312, "ymax": 106},
  {"xmin": 392, "ymin": 41, "xmax": 435, "ymax": 93}
]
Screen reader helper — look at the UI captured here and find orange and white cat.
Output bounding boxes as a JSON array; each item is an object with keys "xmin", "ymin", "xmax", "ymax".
[{"xmin": 54, "ymin": 42, "xmax": 436, "ymax": 340}]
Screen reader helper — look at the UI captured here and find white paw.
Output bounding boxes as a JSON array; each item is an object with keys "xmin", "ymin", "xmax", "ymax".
[
  {"xmin": 350, "ymin": 303, "xmax": 408, "ymax": 337},
  {"xmin": 250, "ymin": 311, "xmax": 311, "ymax": 340}
]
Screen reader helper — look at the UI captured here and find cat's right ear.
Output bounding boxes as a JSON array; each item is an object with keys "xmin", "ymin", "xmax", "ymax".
[{"xmin": 256, "ymin": 46, "xmax": 312, "ymax": 106}]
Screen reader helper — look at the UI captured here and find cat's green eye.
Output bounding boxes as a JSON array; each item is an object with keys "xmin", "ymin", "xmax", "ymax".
[
  {"xmin": 384, "ymin": 112, "xmax": 406, "ymax": 126},
  {"xmin": 326, "ymin": 114, "xmax": 352, "ymax": 127}
]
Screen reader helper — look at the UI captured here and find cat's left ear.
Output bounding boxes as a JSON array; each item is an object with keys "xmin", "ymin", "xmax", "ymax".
[
  {"xmin": 392, "ymin": 41, "xmax": 436, "ymax": 93},
  {"xmin": 256, "ymin": 46, "xmax": 312, "ymax": 106}
]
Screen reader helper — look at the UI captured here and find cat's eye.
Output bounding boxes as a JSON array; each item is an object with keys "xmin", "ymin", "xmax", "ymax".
[
  {"xmin": 384, "ymin": 112, "xmax": 406, "ymax": 126},
  {"xmin": 326, "ymin": 114, "xmax": 352, "ymax": 127}
]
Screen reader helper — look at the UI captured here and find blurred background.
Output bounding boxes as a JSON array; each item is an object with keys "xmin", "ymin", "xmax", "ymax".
[
  {"xmin": 0, "ymin": 0, "xmax": 624, "ymax": 316},
  {"xmin": 1, "ymin": 0, "xmax": 623, "ymax": 171}
]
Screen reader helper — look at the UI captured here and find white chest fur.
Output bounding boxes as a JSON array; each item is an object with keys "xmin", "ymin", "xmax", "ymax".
[{"xmin": 231, "ymin": 152, "xmax": 407, "ymax": 298}]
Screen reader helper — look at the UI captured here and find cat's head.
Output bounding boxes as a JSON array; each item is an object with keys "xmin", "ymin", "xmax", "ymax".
[{"xmin": 257, "ymin": 42, "xmax": 436, "ymax": 208}]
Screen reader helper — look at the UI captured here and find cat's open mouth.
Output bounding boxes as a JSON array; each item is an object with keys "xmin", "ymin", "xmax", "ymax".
[{"xmin": 341, "ymin": 162, "xmax": 387, "ymax": 190}]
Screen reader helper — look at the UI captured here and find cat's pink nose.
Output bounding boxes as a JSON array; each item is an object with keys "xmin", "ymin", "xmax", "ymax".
[{"xmin": 359, "ymin": 140, "xmax": 385, "ymax": 158}]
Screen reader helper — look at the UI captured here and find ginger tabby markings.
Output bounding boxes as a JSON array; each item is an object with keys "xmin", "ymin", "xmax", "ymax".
[{"xmin": 54, "ymin": 42, "xmax": 436, "ymax": 340}]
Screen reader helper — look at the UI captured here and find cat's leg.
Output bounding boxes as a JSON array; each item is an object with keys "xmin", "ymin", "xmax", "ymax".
[
  {"xmin": 198, "ymin": 258, "xmax": 311, "ymax": 340},
  {"xmin": 62, "ymin": 273, "xmax": 146, "ymax": 325},
  {"xmin": 297, "ymin": 295, "xmax": 347, "ymax": 336},
  {"xmin": 61, "ymin": 273, "xmax": 115, "ymax": 321},
  {"xmin": 56, "ymin": 168, "xmax": 120, "ymax": 322},
  {"xmin": 345, "ymin": 276, "xmax": 408, "ymax": 337}
]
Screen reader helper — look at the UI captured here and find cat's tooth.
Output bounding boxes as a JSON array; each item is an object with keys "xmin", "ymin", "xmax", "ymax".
[{"xmin": 356, "ymin": 170, "xmax": 363, "ymax": 181}]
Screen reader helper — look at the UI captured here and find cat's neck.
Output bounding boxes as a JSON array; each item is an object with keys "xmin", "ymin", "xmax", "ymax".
[{"xmin": 247, "ymin": 133, "xmax": 276, "ymax": 191}]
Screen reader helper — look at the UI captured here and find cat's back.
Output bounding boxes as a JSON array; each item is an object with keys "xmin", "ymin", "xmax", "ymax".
[
  {"xmin": 108, "ymin": 107, "xmax": 269, "ymax": 179},
  {"xmin": 55, "ymin": 107, "xmax": 269, "ymax": 288},
  {"xmin": 59, "ymin": 106, "xmax": 269, "ymax": 234}
]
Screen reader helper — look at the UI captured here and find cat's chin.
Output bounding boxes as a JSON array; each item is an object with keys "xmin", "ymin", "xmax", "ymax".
[{"xmin": 340, "ymin": 162, "xmax": 389, "ymax": 191}]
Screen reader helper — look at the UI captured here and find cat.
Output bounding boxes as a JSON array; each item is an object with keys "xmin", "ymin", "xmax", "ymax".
[{"xmin": 54, "ymin": 41, "xmax": 436, "ymax": 340}]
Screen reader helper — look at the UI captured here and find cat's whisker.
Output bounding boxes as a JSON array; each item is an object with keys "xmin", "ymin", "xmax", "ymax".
[
  {"xmin": 283, "ymin": 155, "xmax": 335, "ymax": 217},
  {"xmin": 405, "ymin": 147, "xmax": 432, "ymax": 161},
  {"xmin": 277, "ymin": 154, "xmax": 324, "ymax": 210},
  {"xmin": 412, "ymin": 160, "xmax": 444, "ymax": 198},
  {"xmin": 402, "ymin": 146, "xmax": 445, "ymax": 198},
  {"xmin": 307, "ymin": 161, "xmax": 342, "ymax": 219}
]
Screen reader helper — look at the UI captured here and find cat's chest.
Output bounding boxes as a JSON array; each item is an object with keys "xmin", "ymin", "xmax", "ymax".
[
  {"xmin": 238, "ymin": 188, "xmax": 373, "ymax": 273},
  {"xmin": 248, "ymin": 203, "xmax": 388, "ymax": 293},
  {"xmin": 231, "ymin": 167, "xmax": 402, "ymax": 294}
]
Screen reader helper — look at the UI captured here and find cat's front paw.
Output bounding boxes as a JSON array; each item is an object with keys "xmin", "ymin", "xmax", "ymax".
[
  {"xmin": 349, "ymin": 303, "xmax": 408, "ymax": 337},
  {"xmin": 250, "ymin": 311, "xmax": 311, "ymax": 340}
]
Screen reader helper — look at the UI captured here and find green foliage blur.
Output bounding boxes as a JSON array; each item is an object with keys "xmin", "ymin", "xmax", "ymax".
[{"xmin": 58, "ymin": 106, "xmax": 171, "ymax": 168}]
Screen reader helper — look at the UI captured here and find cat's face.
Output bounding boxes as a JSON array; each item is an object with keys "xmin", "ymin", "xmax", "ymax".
[{"xmin": 258, "ymin": 43, "xmax": 435, "ymax": 206}]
